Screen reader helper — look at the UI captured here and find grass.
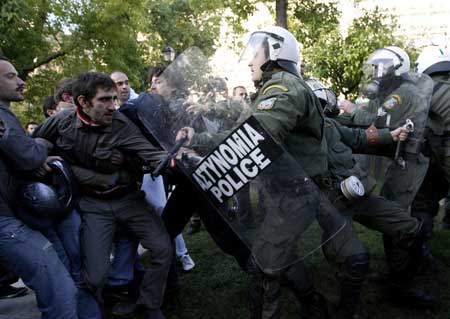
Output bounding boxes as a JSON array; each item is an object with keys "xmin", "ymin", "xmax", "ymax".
[{"xmin": 142, "ymin": 210, "xmax": 450, "ymax": 319}]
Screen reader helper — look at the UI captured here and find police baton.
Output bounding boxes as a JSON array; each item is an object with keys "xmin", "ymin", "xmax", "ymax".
[{"xmin": 151, "ymin": 136, "xmax": 188, "ymax": 178}]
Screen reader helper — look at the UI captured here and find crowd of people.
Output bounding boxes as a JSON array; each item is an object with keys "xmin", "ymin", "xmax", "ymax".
[{"xmin": 0, "ymin": 25, "xmax": 449, "ymax": 319}]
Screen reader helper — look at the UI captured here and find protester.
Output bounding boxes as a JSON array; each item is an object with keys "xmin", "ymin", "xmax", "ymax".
[{"xmin": 0, "ymin": 55, "xmax": 78, "ymax": 319}]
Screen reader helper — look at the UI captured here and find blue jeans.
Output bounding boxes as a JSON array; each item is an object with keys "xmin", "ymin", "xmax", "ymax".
[
  {"xmin": 43, "ymin": 211, "xmax": 101, "ymax": 319},
  {"xmin": 107, "ymin": 231, "xmax": 144, "ymax": 286},
  {"xmin": 0, "ymin": 216, "xmax": 77, "ymax": 319}
]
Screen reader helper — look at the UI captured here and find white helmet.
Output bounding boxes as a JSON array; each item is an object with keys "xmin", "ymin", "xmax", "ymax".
[
  {"xmin": 415, "ymin": 45, "xmax": 450, "ymax": 75},
  {"xmin": 241, "ymin": 26, "xmax": 300, "ymax": 76},
  {"xmin": 364, "ymin": 46, "xmax": 410, "ymax": 78}
]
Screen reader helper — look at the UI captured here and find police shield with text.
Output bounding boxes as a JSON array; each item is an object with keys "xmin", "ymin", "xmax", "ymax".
[{"xmin": 123, "ymin": 30, "xmax": 349, "ymax": 317}]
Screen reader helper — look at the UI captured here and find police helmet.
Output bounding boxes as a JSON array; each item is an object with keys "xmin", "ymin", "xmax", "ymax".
[
  {"xmin": 305, "ymin": 79, "xmax": 339, "ymax": 117},
  {"xmin": 241, "ymin": 26, "xmax": 301, "ymax": 77},
  {"xmin": 415, "ymin": 45, "xmax": 450, "ymax": 75},
  {"xmin": 14, "ymin": 160, "xmax": 79, "ymax": 229},
  {"xmin": 363, "ymin": 46, "xmax": 410, "ymax": 81}
]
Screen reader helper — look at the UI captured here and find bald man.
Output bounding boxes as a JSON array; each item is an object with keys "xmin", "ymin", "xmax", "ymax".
[{"xmin": 111, "ymin": 71, "xmax": 131, "ymax": 106}]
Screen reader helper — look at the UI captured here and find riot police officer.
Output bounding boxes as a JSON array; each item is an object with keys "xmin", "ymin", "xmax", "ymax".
[
  {"xmin": 181, "ymin": 26, "xmax": 332, "ymax": 319},
  {"xmin": 339, "ymin": 46, "xmax": 433, "ymax": 210},
  {"xmin": 413, "ymin": 46, "xmax": 450, "ymax": 231},
  {"xmin": 308, "ymin": 79, "xmax": 437, "ymax": 313}
]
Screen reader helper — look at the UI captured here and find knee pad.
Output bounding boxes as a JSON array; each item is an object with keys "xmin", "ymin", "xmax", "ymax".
[{"xmin": 340, "ymin": 253, "xmax": 370, "ymax": 281}]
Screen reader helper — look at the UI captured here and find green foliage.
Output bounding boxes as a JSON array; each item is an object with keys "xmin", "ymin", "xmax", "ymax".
[
  {"xmin": 1, "ymin": 0, "xmax": 415, "ymax": 121},
  {"xmin": 290, "ymin": 0, "xmax": 340, "ymax": 48},
  {"xmin": 291, "ymin": 4, "xmax": 408, "ymax": 99},
  {"xmin": 0, "ymin": 0, "xmax": 255, "ymax": 124}
]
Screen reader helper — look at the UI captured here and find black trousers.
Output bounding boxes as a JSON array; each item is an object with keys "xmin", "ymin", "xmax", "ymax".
[{"xmin": 78, "ymin": 191, "xmax": 172, "ymax": 310}]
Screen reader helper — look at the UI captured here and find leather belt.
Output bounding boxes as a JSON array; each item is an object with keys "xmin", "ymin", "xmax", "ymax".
[{"xmin": 81, "ymin": 183, "xmax": 138, "ymax": 200}]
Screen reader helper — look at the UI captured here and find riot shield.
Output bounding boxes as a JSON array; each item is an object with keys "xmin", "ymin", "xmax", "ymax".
[{"xmin": 132, "ymin": 47, "xmax": 347, "ymax": 273}]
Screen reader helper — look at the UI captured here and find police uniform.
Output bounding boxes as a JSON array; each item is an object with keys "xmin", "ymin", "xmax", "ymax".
[
  {"xmin": 341, "ymin": 75, "xmax": 432, "ymax": 210},
  {"xmin": 237, "ymin": 69, "xmax": 329, "ymax": 318},
  {"xmin": 33, "ymin": 109, "xmax": 172, "ymax": 312},
  {"xmin": 252, "ymin": 70, "xmax": 328, "ymax": 177},
  {"xmin": 323, "ymin": 118, "xmax": 422, "ymax": 279},
  {"xmin": 411, "ymin": 72, "xmax": 450, "ymax": 229},
  {"xmin": 190, "ymin": 68, "xmax": 330, "ymax": 318},
  {"xmin": 335, "ymin": 75, "xmax": 437, "ymax": 307}
]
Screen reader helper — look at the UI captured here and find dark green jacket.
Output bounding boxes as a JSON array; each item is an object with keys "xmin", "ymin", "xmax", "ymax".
[
  {"xmin": 325, "ymin": 118, "xmax": 392, "ymax": 179},
  {"xmin": 33, "ymin": 109, "xmax": 166, "ymax": 186},
  {"xmin": 252, "ymin": 71, "xmax": 328, "ymax": 177},
  {"xmin": 424, "ymin": 73, "xmax": 450, "ymax": 186},
  {"xmin": 192, "ymin": 70, "xmax": 328, "ymax": 178},
  {"xmin": 427, "ymin": 73, "xmax": 450, "ymax": 135},
  {"xmin": 340, "ymin": 73, "xmax": 433, "ymax": 156}
]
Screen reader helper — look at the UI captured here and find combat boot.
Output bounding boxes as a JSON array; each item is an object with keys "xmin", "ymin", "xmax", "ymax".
[
  {"xmin": 335, "ymin": 279, "xmax": 367, "ymax": 319},
  {"xmin": 246, "ymin": 257, "xmax": 281, "ymax": 319},
  {"xmin": 280, "ymin": 260, "xmax": 329, "ymax": 319},
  {"xmin": 335, "ymin": 253, "xmax": 369, "ymax": 319},
  {"xmin": 386, "ymin": 222, "xmax": 439, "ymax": 308},
  {"xmin": 297, "ymin": 288, "xmax": 329, "ymax": 319}
]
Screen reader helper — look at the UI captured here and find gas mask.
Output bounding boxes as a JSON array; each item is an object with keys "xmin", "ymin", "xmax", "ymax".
[{"xmin": 361, "ymin": 59, "xmax": 396, "ymax": 99}]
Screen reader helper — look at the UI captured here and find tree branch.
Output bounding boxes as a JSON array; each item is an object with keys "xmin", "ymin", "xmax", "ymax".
[{"xmin": 19, "ymin": 50, "xmax": 67, "ymax": 80}]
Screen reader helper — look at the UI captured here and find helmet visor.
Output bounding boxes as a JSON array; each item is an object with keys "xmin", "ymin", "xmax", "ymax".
[
  {"xmin": 239, "ymin": 32, "xmax": 284, "ymax": 63},
  {"xmin": 362, "ymin": 58, "xmax": 396, "ymax": 81}
]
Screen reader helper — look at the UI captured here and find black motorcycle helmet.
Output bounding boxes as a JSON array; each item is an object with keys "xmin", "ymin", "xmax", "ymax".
[{"xmin": 14, "ymin": 160, "xmax": 79, "ymax": 229}]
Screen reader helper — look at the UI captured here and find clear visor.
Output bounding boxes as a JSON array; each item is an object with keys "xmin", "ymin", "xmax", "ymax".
[
  {"xmin": 362, "ymin": 58, "xmax": 396, "ymax": 81},
  {"xmin": 239, "ymin": 32, "xmax": 284, "ymax": 63}
]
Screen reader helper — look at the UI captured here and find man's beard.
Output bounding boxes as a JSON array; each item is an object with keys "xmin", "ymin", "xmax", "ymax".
[{"xmin": 3, "ymin": 92, "xmax": 24, "ymax": 103}]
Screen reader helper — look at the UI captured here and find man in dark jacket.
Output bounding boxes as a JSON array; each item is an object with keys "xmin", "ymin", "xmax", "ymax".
[
  {"xmin": 33, "ymin": 72, "xmax": 172, "ymax": 319},
  {"xmin": 0, "ymin": 56, "xmax": 78, "ymax": 319}
]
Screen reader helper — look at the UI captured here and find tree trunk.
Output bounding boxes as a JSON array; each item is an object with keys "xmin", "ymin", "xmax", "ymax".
[{"xmin": 276, "ymin": 0, "xmax": 288, "ymax": 29}]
